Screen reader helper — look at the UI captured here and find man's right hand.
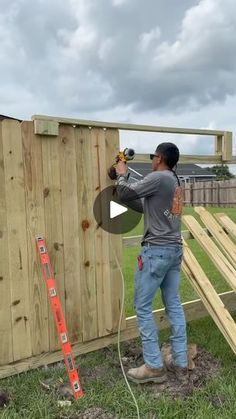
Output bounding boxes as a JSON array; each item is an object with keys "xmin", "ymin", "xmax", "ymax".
[{"xmin": 116, "ymin": 160, "xmax": 128, "ymax": 177}]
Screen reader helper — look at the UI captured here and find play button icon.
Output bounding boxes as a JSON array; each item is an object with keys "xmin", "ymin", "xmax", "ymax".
[
  {"xmin": 110, "ymin": 201, "xmax": 128, "ymax": 219},
  {"xmin": 93, "ymin": 185, "xmax": 142, "ymax": 234}
]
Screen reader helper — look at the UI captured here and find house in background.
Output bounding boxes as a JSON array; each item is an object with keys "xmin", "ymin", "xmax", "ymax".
[
  {"xmin": 128, "ymin": 162, "xmax": 216, "ymax": 183},
  {"xmin": 0, "ymin": 114, "xmax": 22, "ymax": 121}
]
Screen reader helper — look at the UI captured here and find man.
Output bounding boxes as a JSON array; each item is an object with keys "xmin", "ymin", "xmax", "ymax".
[{"xmin": 116, "ymin": 142, "xmax": 188, "ymax": 384}]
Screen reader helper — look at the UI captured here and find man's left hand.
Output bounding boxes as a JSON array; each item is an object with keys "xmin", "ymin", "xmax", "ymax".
[{"xmin": 116, "ymin": 160, "xmax": 128, "ymax": 176}]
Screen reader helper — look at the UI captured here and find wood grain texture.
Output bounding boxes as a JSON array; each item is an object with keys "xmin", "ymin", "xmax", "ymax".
[
  {"xmin": 59, "ymin": 125, "xmax": 82, "ymax": 343},
  {"xmin": 0, "ymin": 122, "xmax": 13, "ymax": 365},
  {"xmin": 2, "ymin": 120, "xmax": 31, "ymax": 361},
  {"xmin": 75, "ymin": 127, "xmax": 98, "ymax": 341},
  {"xmin": 91, "ymin": 128, "xmax": 113, "ymax": 337},
  {"xmin": 42, "ymin": 133, "xmax": 65, "ymax": 351},
  {"xmin": 215, "ymin": 135, "xmax": 223, "ymax": 155},
  {"xmin": 22, "ymin": 121, "xmax": 49, "ymax": 355},
  {"xmin": 32, "ymin": 115, "xmax": 226, "ymax": 136},
  {"xmin": 105, "ymin": 129, "xmax": 126, "ymax": 332},
  {"xmin": 223, "ymin": 132, "xmax": 233, "ymax": 161},
  {"xmin": 214, "ymin": 213, "xmax": 236, "ymax": 239},
  {"xmin": 34, "ymin": 120, "xmax": 59, "ymax": 136}
]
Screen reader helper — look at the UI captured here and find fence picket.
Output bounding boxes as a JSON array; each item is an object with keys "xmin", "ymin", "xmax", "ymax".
[{"xmin": 183, "ymin": 179, "xmax": 236, "ymax": 207}]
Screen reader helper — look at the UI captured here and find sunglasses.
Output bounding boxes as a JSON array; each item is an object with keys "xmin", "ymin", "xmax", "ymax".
[{"xmin": 150, "ymin": 154, "xmax": 159, "ymax": 160}]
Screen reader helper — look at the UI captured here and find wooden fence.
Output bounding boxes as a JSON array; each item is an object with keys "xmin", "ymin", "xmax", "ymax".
[
  {"xmin": 0, "ymin": 115, "xmax": 236, "ymax": 379},
  {"xmin": 0, "ymin": 119, "xmax": 124, "ymax": 374},
  {"xmin": 183, "ymin": 179, "xmax": 236, "ymax": 207}
]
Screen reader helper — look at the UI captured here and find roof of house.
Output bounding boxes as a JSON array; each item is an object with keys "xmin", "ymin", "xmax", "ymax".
[
  {"xmin": 0, "ymin": 114, "xmax": 22, "ymax": 121},
  {"xmin": 128, "ymin": 162, "xmax": 216, "ymax": 178}
]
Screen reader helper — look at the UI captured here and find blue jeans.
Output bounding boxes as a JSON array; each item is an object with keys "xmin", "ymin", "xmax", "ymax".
[{"xmin": 134, "ymin": 244, "xmax": 187, "ymax": 368}]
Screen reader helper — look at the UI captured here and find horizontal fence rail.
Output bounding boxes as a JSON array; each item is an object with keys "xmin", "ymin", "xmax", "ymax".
[
  {"xmin": 134, "ymin": 154, "xmax": 233, "ymax": 164},
  {"xmin": 32, "ymin": 115, "xmax": 225, "ymax": 136}
]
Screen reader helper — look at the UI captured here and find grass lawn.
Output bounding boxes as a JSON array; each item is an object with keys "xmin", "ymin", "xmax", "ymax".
[{"xmin": 1, "ymin": 207, "xmax": 236, "ymax": 418}]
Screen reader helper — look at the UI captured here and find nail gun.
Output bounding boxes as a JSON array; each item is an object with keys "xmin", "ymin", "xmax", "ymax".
[{"xmin": 108, "ymin": 148, "xmax": 135, "ymax": 180}]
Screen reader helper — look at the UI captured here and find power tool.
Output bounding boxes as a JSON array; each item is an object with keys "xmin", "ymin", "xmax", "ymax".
[{"xmin": 108, "ymin": 148, "xmax": 135, "ymax": 180}]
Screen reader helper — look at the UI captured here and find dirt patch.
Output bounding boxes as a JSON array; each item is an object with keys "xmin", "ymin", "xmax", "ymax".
[
  {"xmin": 104, "ymin": 340, "xmax": 222, "ymax": 400},
  {"xmin": 188, "ymin": 346, "xmax": 221, "ymax": 388},
  {"xmin": 41, "ymin": 340, "xmax": 222, "ymax": 404},
  {"xmin": 79, "ymin": 365, "xmax": 108, "ymax": 384},
  {"xmin": 0, "ymin": 389, "xmax": 10, "ymax": 408}
]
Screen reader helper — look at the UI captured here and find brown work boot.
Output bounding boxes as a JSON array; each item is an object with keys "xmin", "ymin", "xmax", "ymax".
[
  {"xmin": 166, "ymin": 360, "xmax": 189, "ymax": 384},
  {"xmin": 127, "ymin": 364, "xmax": 167, "ymax": 384}
]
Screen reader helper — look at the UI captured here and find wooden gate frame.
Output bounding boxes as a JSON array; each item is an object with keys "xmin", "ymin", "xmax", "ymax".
[
  {"xmin": 33, "ymin": 114, "xmax": 236, "ymax": 165},
  {"xmin": 0, "ymin": 115, "xmax": 235, "ymax": 379}
]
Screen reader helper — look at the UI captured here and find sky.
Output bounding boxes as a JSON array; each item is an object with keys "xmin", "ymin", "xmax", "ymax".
[{"xmin": 0, "ymin": 0, "xmax": 236, "ymax": 171}]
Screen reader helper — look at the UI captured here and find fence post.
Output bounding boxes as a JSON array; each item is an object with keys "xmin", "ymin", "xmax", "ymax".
[
  {"xmin": 217, "ymin": 182, "xmax": 220, "ymax": 207},
  {"xmin": 210, "ymin": 180, "xmax": 214, "ymax": 207},
  {"xmin": 203, "ymin": 182, "xmax": 206, "ymax": 207},
  {"xmin": 190, "ymin": 183, "xmax": 193, "ymax": 207},
  {"xmin": 215, "ymin": 135, "xmax": 223, "ymax": 158},
  {"xmin": 222, "ymin": 132, "xmax": 233, "ymax": 161}
]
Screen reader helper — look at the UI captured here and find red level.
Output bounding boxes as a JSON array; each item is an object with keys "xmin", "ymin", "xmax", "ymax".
[{"xmin": 36, "ymin": 236, "xmax": 84, "ymax": 399}]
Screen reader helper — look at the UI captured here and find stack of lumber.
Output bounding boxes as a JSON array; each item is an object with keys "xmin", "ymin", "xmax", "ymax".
[{"xmin": 182, "ymin": 209, "xmax": 236, "ymax": 355}]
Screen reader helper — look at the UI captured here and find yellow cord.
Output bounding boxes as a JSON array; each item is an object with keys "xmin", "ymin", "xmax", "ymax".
[{"xmin": 112, "ymin": 247, "xmax": 140, "ymax": 419}]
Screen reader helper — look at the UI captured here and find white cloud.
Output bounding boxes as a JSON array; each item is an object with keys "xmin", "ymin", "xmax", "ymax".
[
  {"xmin": 0, "ymin": 0, "xmax": 235, "ymax": 166},
  {"xmin": 139, "ymin": 27, "xmax": 161, "ymax": 52},
  {"xmin": 98, "ymin": 38, "xmax": 114, "ymax": 61},
  {"xmin": 67, "ymin": 25, "xmax": 97, "ymax": 52},
  {"xmin": 152, "ymin": 0, "xmax": 236, "ymax": 73},
  {"xmin": 112, "ymin": 0, "xmax": 130, "ymax": 6}
]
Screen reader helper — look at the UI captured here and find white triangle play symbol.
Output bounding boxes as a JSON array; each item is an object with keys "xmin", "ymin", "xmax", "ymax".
[{"xmin": 110, "ymin": 201, "xmax": 128, "ymax": 219}]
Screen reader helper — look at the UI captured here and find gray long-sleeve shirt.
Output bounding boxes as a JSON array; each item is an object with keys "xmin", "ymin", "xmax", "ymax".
[{"xmin": 116, "ymin": 170, "xmax": 182, "ymax": 246}]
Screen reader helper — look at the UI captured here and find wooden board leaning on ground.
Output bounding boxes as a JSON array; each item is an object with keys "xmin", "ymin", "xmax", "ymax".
[
  {"xmin": 214, "ymin": 212, "xmax": 236, "ymax": 240},
  {"xmin": 194, "ymin": 207, "xmax": 236, "ymax": 269},
  {"xmin": 182, "ymin": 212, "xmax": 236, "ymax": 355},
  {"xmin": 182, "ymin": 238, "xmax": 236, "ymax": 355},
  {"xmin": 182, "ymin": 214, "xmax": 236, "ymax": 292}
]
